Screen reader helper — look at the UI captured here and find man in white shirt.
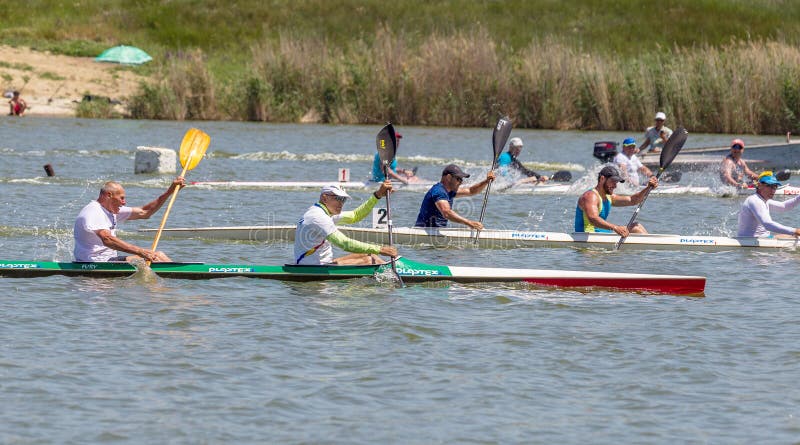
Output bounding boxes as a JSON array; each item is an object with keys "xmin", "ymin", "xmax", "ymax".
[
  {"xmin": 73, "ymin": 177, "xmax": 185, "ymax": 262},
  {"xmin": 638, "ymin": 111, "xmax": 673, "ymax": 154},
  {"xmin": 294, "ymin": 182, "xmax": 398, "ymax": 265},
  {"xmin": 614, "ymin": 137, "xmax": 653, "ymax": 186},
  {"xmin": 737, "ymin": 172, "xmax": 800, "ymax": 237}
]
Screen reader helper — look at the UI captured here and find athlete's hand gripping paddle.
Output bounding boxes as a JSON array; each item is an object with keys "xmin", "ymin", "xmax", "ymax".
[
  {"xmin": 376, "ymin": 123, "xmax": 404, "ymax": 286},
  {"xmin": 148, "ymin": 128, "xmax": 210, "ymax": 265},
  {"xmin": 615, "ymin": 127, "xmax": 688, "ymax": 250},
  {"xmin": 474, "ymin": 116, "xmax": 512, "ymax": 245}
]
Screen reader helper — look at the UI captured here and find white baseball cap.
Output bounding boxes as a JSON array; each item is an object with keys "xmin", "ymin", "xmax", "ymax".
[
  {"xmin": 655, "ymin": 112, "xmax": 667, "ymax": 121},
  {"xmin": 509, "ymin": 137, "xmax": 523, "ymax": 148},
  {"xmin": 320, "ymin": 184, "xmax": 350, "ymax": 198}
]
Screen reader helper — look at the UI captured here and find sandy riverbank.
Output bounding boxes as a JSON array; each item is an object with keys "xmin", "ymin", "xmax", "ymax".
[{"xmin": 1, "ymin": 45, "xmax": 147, "ymax": 117}]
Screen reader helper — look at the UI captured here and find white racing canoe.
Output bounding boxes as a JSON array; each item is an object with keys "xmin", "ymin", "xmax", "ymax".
[
  {"xmin": 138, "ymin": 225, "xmax": 800, "ymax": 251},
  {"xmin": 189, "ymin": 180, "xmax": 800, "ymax": 196},
  {"xmin": 0, "ymin": 258, "xmax": 706, "ymax": 296}
]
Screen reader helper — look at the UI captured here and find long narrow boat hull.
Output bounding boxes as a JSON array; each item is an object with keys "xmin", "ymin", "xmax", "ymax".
[
  {"xmin": 189, "ymin": 180, "xmax": 800, "ymax": 196},
  {"xmin": 138, "ymin": 226, "xmax": 800, "ymax": 251},
  {"xmin": 0, "ymin": 258, "xmax": 705, "ymax": 296},
  {"xmin": 642, "ymin": 139, "xmax": 800, "ymax": 171}
]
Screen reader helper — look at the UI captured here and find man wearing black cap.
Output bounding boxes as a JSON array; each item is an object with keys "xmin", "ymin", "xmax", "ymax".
[
  {"xmin": 575, "ymin": 166, "xmax": 658, "ymax": 236},
  {"xmin": 414, "ymin": 164, "xmax": 495, "ymax": 229}
]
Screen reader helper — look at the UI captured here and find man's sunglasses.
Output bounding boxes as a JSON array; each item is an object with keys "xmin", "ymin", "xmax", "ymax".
[{"xmin": 326, "ymin": 194, "xmax": 348, "ymax": 203}]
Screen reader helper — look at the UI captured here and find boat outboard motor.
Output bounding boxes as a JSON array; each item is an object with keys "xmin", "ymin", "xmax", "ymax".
[{"xmin": 593, "ymin": 141, "xmax": 618, "ymax": 163}]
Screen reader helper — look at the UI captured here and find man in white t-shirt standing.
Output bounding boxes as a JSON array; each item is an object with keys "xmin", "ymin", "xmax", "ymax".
[
  {"xmin": 737, "ymin": 172, "xmax": 800, "ymax": 237},
  {"xmin": 294, "ymin": 182, "xmax": 398, "ymax": 265},
  {"xmin": 638, "ymin": 111, "xmax": 672, "ymax": 154},
  {"xmin": 614, "ymin": 137, "xmax": 653, "ymax": 186},
  {"xmin": 73, "ymin": 177, "xmax": 185, "ymax": 262}
]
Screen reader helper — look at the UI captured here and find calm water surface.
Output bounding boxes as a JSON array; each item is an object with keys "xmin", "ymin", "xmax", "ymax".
[{"xmin": 1, "ymin": 117, "xmax": 799, "ymax": 443}]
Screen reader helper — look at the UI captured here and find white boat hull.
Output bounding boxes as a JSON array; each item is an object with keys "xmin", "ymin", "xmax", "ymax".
[
  {"xmin": 139, "ymin": 226, "xmax": 800, "ymax": 251},
  {"xmin": 190, "ymin": 180, "xmax": 800, "ymax": 197}
]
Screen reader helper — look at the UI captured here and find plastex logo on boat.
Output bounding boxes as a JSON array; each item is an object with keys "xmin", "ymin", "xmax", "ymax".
[
  {"xmin": 80, "ymin": 264, "xmax": 98, "ymax": 269},
  {"xmin": 679, "ymin": 238, "xmax": 716, "ymax": 245},
  {"xmin": 396, "ymin": 266, "xmax": 441, "ymax": 276},
  {"xmin": 0, "ymin": 263, "xmax": 41, "ymax": 269},
  {"xmin": 209, "ymin": 267, "xmax": 254, "ymax": 273},
  {"xmin": 510, "ymin": 232, "xmax": 548, "ymax": 240}
]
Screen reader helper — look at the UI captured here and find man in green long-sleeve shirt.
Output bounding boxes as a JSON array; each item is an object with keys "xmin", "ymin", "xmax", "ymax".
[{"xmin": 293, "ymin": 181, "xmax": 398, "ymax": 265}]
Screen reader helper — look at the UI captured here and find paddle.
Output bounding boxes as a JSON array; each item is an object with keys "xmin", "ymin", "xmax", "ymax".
[
  {"xmin": 615, "ymin": 126, "xmax": 688, "ymax": 250},
  {"xmin": 776, "ymin": 169, "xmax": 791, "ymax": 182},
  {"xmin": 148, "ymin": 128, "xmax": 211, "ymax": 264},
  {"xmin": 376, "ymin": 123, "xmax": 404, "ymax": 286},
  {"xmin": 551, "ymin": 170, "xmax": 573, "ymax": 182},
  {"xmin": 474, "ymin": 116, "xmax": 512, "ymax": 244}
]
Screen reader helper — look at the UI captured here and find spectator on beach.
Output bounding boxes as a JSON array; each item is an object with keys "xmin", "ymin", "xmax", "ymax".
[{"xmin": 8, "ymin": 91, "xmax": 26, "ymax": 116}]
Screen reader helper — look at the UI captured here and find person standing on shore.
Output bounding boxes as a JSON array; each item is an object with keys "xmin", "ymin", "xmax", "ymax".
[
  {"xmin": 8, "ymin": 91, "xmax": 26, "ymax": 116},
  {"xmin": 638, "ymin": 112, "xmax": 672, "ymax": 154},
  {"xmin": 720, "ymin": 138, "xmax": 758, "ymax": 188}
]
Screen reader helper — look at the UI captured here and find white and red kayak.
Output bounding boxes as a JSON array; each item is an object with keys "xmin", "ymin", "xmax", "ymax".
[{"xmin": 0, "ymin": 258, "xmax": 705, "ymax": 296}]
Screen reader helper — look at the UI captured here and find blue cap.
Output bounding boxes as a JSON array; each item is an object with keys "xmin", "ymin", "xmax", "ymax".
[
  {"xmin": 622, "ymin": 137, "xmax": 636, "ymax": 146},
  {"xmin": 759, "ymin": 174, "xmax": 782, "ymax": 186}
]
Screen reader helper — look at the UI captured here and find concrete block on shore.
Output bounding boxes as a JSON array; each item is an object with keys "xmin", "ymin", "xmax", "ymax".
[{"xmin": 134, "ymin": 146, "xmax": 176, "ymax": 174}]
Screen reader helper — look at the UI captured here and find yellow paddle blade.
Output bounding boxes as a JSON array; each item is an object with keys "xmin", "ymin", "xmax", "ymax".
[{"xmin": 179, "ymin": 128, "xmax": 210, "ymax": 170}]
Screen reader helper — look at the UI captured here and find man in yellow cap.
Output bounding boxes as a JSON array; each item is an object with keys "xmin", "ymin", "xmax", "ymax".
[{"xmin": 737, "ymin": 171, "xmax": 800, "ymax": 237}]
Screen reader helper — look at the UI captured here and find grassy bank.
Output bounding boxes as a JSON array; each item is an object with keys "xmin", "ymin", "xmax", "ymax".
[
  {"xmin": 128, "ymin": 32, "xmax": 800, "ymax": 134},
  {"xmin": 4, "ymin": 0, "xmax": 800, "ymax": 133}
]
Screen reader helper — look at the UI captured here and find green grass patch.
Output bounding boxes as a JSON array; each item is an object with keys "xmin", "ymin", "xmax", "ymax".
[
  {"xmin": 0, "ymin": 61, "xmax": 34, "ymax": 71},
  {"xmin": 38, "ymin": 71, "xmax": 65, "ymax": 81}
]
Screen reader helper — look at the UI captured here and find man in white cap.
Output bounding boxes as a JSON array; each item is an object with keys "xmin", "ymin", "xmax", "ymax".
[
  {"xmin": 638, "ymin": 111, "xmax": 673, "ymax": 154},
  {"xmin": 294, "ymin": 181, "xmax": 398, "ymax": 265},
  {"xmin": 497, "ymin": 137, "xmax": 549, "ymax": 184},
  {"xmin": 737, "ymin": 171, "xmax": 800, "ymax": 237},
  {"xmin": 575, "ymin": 166, "xmax": 658, "ymax": 236}
]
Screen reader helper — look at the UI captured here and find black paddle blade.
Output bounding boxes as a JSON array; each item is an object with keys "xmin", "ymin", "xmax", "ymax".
[
  {"xmin": 658, "ymin": 126, "xmax": 688, "ymax": 172},
  {"xmin": 492, "ymin": 116, "xmax": 513, "ymax": 167},
  {"xmin": 551, "ymin": 170, "xmax": 572, "ymax": 182},
  {"xmin": 775, "ymin": 169, "xmax": 791, "ymax": 182},
  {"xmin": 376, "ymin": 123, "xmax": 397, "ymax": 166},
  {"xmin": 660, "ymin": 170, "xmax": 682, "ymax": 183}
]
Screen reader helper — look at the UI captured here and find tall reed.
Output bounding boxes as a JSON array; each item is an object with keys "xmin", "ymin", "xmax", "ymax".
[
  {"xmin": 127, "ymin": 32, "xmax": 800, "ymax": 134},
  {"xmin": 128, "ymin": 50, "xmax": 217, "ymax": 120}
]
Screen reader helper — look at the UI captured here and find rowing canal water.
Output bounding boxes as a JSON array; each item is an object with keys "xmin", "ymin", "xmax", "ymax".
[{"xmin": 1, "ymin": 117, "xmax": 799, "ymax": 443}]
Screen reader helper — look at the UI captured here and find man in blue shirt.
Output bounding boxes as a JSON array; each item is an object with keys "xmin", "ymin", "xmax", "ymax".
[
  {"xmin": 414, "ymin": 164, "xmax": 495, "ymax": 229},
  {"xmin": 497, "ymin": 137, "xmax": 549, "ymax": 184}
]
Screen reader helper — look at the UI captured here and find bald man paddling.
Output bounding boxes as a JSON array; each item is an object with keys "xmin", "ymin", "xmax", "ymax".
[{"xmin": 73, "ymin": 178, "xmax": 184, "ymax": 262}]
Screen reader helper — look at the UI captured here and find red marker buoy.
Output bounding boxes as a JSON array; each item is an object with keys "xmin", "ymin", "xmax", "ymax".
[{"xmin": 44, "ymin": 164, "xmax": 55, "ymax": 177}]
